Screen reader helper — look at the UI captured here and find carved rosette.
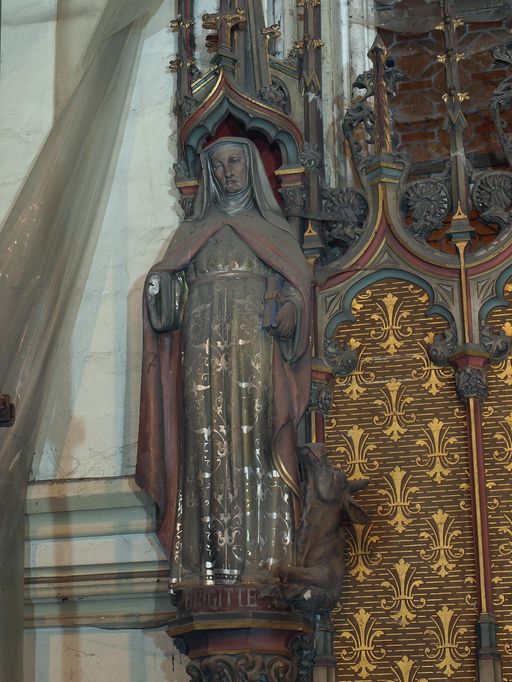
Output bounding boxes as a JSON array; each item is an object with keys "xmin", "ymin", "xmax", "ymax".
[
  {"xmin": 471, "ymin": 170, "xmax": 512, "ymax": 233},
  {"xmin": 324, "ymin": 336, "xmax": 359, "ymax": 376},
  {"xmin": 319, "ymin": 186, "xmax": 369, "ymax": 263},
  {"xmin": 402, "ymin": 174, "xmax": 451, "ymax": 240}
]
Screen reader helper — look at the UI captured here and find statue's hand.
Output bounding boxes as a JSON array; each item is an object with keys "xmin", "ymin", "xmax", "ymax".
[
  {"xmin": 148, "ymin": 274, "xmax": 161, "ymax": 296},
  {"xmin": 274, "ymin": 300, "xmax": 297, "ymax": 338}
]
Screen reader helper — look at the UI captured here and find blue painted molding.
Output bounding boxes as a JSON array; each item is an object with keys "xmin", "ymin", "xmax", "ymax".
[
  {"xmin": 325, "ymin": 268, "xmax": 455, "ymax": 338},
  {"xmin": 479, "ymin": 264, "xmax": 512, "ymax": 323}
]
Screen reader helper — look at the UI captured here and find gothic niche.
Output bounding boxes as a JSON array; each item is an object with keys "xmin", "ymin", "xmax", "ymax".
[{"xmin": 137, "ymin": 135, "xmax": 368, "ymax": 680}]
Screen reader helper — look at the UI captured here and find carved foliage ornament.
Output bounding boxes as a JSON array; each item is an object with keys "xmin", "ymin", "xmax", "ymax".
[
  {"xmin": 257, "ymin": 81, "xmax": 289, "ymax": 113},
  {"xmin": 427, "ymin": 322, "xmax": 458, "ymax": 367},
  {"xmin": 343, "ymin": 64, "xmax": 403, "ymax": 172},
  {"xmin": 186, "ymin": 653, "xmax": 295, "ymax": 682},
  {"xmin": 490, "ymin": 44, "xmax": 512, "ymax": 168},
  {"xmin": 324, "ymin": 335, "xmax": 359, "ymax": 376},
  {"xmin": 319, "ymin": 186, "xmax": 369, "ymax": 263},
  {"xmin": 299, "ymin": 142, "xmax": 322, "ymax": 172},
  {"xmin": 480, "ymin": 321, "xmax": 512, "ymax": 362},
  {"xmin": 278, "ymin": 184, "xmax": 305, "ymax": 209},
  {"xmin": 471, "ymin": 170, "xmax": 512, "ymax": 233},
  {"xmin": 455, "ymin": 367, "xmax": 488, "ymax": 402},
  {"xmin": 403, "ymin": 175, "xmax": 451, "ymax": 240},
  {"xmin": 308, "ymin": 380, "xmax": 333, "ymax": 415}
]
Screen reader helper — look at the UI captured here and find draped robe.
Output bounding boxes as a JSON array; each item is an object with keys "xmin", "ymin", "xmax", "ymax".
[{"xmin": 136, "ymin": 140, "xmax": 311, "ymax": 584}]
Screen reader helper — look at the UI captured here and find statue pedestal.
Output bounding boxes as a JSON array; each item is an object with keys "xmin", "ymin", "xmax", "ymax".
[{"xmin": 167, "ymin": 584, "xmax": 317, "ymax": 681}]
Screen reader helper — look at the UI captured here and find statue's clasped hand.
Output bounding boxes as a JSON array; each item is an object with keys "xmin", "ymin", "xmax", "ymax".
[
  {"xmin": 148, "ymin": 274, "xmax": 161, "ymax": 296},
  {"xmin": 274, "ymin": 300, "xmax": 296, "ymax": 338}
]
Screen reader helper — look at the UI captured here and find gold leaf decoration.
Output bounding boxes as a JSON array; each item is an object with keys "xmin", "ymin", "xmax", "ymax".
[
  {"xmin": 380, "ymin": 558, "xmax": 426, "ymax": 627},
  {"xmin": 505, "ymin": 625, "xmax": 512, "ymax": 656},
  {"xmin": 493, "ymin": 413, "xmax": 512, "ymax": 471},
  {"xmin": 373, "ymin": 378, "xmax": 416, "ymax": 442},
  {"xmin": 335, "ymin": 340, "xmax": 376, "ymax": 401},
  {"xmin": 346, "ymin": 523, "xmax": 382, "ymax": 582},
  {"xmin": 415, "ymin": 418, "xmax": 459, "ymax": 484},
  {"xmin": 411, "ymin": 340, "xmax": 453, "ymax": 396},
  {"xmin": 377, "ymin": 466, "xmax": 421, "ymax": 533},
  {"xmin": 386, "ymin": 655, "xmax": 428, "ymax": 682},
  {"xmin": 419, "ymin": 509, "xmax": 464, "ymax": 577},
  {"xmin": 369, "ymin": 293, "xmax": 413, "ymax": 355},
  {"xmin": 494, "ymin": 356, "xmax": 512, "ymax": 385},
  {"xmin": 498, "ymin": 513, "xmax": 512, "ymax": 561},
  {"xmin": 339, "ymin": 608, "xmax": 386, "ymax": 679},
  {"xmin": 425, "ymin": 605, "xmax": 470, "ymax": 677},
  {"xmin": 335, "ymin": 424, "xmax": 378, "ymax": 479}
]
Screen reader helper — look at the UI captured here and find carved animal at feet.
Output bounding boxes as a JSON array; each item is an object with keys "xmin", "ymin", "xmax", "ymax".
[{"xmin": 273, "ymin": 443, "xmax": 369, "ymax": 597}]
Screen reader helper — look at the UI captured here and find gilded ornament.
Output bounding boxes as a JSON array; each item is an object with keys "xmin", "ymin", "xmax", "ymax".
[
  {"xmin": 424, "ymin": 605, "xmax": 470, "ymax": 677},
  {"xmin": 498, "ymin": 513, "xmax": 512, "ymax": 561},
  {"xmin": 346, "ymin": 523, "xmax": 382, "ymax": 582},
  {"xmin": 370, "ymin": 293, "xmax": 413, "ymax": 355},
  {"xmin": 493, "ymin": 327, "xmax": 512, "ymax": 384},
  {"xmin": 493, "ymin": 414, "xmax": 512, "ymax": 471},
  {"xmin": 335, "ymin": 425, "xmax": 378, "ymax": 480},
  {"xmin": 504, "ymin": 624, "xmax": 512, "ymax": 656},
  {"xmin": 373, "ymin": 378, "xmax": 416, "ymax": 442},
  {"xmin": 415, "ymin": 418, "xmax": 459, "ymax": 484},
  {"xmin": 339, "ymin": 608, "xmax": 386, "ymax": 679},
  {"xmin": 412, "ymin": 337, "xmax": 453, "ymax": 396},
  {"xmin": 377, "ymin": 466, "xmax": 421, "ymax": 533},
  {"xmin": 380, "ymin": 558, "xmax": 426, "ymax": 627},
  {"xmin": 335, "ymin": 339, "xmax": 376, "ymax": 401},
  {"xmin": 385, "ymin": 656, "xmax": 428, "ymax": 682},
  {"xmin": 419, "ymin": 508, "xmax": 464, "ymax": 577}
]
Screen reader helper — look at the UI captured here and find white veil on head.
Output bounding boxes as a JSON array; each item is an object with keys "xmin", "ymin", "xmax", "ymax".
[{"xmin": 191, "ymin": 137, "xmax": 292, "ymax": 234}]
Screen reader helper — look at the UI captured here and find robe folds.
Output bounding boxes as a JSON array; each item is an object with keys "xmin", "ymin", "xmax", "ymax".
[
  {"xmin": 136, "ymin": 138, "xmax": 311, "ymax": 584},
  {"xmin": 136, "ymin": 208, "xmax": 311, "ymax": 581}
]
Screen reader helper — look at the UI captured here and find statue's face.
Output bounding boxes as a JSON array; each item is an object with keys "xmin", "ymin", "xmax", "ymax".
[{"xmin": 210, "ymin": 144, "xmax": 248, "ymax": 194}]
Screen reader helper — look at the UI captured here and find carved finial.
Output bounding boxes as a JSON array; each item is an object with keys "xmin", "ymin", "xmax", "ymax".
[
  {"xmin": 437, "ymin": 0, "xmax": 470, "ymax": 217},
  {"xmin": 368, "ymin": 35, "xmax": 392, "ymax": 154}
]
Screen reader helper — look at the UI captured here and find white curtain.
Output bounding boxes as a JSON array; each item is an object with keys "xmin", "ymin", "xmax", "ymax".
[{"xmin": 0, "ymin": 0, "xmax": 161, "ymax": 677}]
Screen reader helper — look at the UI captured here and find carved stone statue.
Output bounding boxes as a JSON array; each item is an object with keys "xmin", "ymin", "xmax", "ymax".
[
  {"xmin": 273, "ymin": 443, "xmax": 368, "ymax": 598},
  {"xmin": 136, "ymin": 138, "xmax": 311, "ymax": 585}
]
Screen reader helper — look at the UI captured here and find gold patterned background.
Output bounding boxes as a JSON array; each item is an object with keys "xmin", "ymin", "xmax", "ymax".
[
  {"xmin": 324, "ymin": 279, "xmax": 478, "ymax": 681},
  {"xmin": 482, "ymin": 279, "xmax": 512, "ymax": 682}
]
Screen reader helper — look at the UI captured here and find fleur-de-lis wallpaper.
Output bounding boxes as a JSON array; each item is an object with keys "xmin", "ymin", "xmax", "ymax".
[
  {"xmin": 482, "ymin": 281, "xmax": 512, "ymax": 682},
  {"xmin": 325, "ymin": 279, "xmax": 477, "ymax": 680}
]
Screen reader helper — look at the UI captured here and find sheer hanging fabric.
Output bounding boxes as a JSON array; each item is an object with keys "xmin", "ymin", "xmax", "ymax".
[{"xmin": 0, "ymin": 0, "xmax": 161, "ymax": 677}]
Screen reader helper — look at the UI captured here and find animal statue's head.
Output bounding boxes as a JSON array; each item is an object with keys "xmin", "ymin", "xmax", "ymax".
[{"xmin": 299, "ymin": 443, "xmax": 369, "ymax": 525}]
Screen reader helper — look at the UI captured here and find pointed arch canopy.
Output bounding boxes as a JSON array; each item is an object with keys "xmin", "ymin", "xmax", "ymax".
[{"xmin": 179, "ymin": 70, "xmax": 304, "ymax": 177}]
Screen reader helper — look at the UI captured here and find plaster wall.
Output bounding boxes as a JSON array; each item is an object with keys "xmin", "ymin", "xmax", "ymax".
[
  {"xmin": 16, "ymin": 0, "xmax": 375, "ymax": 679},
  {"xmin": 24, "ymin": 628, "xmax": 189, "ymax": 682},
  {"xmin": 28, "ymin": 0, "xmax": 375, "ymax": 482},
  {"xmin": 32, "ymin": 2, "xmax": 180, "ymax": 480},
  {"xmin": 0, "ymin": 0, "xmax": 58, "ymax": 225}
]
